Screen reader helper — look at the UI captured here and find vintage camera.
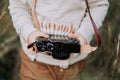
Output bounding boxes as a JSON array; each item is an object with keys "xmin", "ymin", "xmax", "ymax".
[{"xmin": 35, "ymin": 35, "xmax": 80, "ymax": 60}]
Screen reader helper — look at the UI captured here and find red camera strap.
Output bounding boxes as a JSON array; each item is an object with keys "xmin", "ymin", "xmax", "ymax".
[{"xmin": 85, "ymin": 0, "xmax": 101, "ymax": 46}]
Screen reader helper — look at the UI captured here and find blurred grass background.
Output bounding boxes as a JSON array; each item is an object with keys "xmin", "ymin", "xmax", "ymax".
[{"xmin": 0, "ymin": 0, "xmax": 120, "ymax": 80}]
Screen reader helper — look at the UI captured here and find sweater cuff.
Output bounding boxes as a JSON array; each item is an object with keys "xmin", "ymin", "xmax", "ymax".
[
  {"xmin": 21, "ymin": 24, "xmax": 37, "ymax": 41},
  {"xmin": 76, "ymin": 25, "xmax": 94, "ymax": 44}
]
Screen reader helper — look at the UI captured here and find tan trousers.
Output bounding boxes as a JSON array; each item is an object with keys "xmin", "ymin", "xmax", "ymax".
[{"xmin": 20, "ymin": 50, "xmax": 85, "ymax": 80}]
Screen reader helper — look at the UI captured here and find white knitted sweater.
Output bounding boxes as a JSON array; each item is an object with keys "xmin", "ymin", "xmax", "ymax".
[{"xmin": 9, "ymin": 0, "xmax": 109, "ymax": 61}]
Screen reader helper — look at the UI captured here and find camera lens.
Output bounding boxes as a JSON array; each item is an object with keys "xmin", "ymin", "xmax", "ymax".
[
  {"xmin": 36, "ymin": 40, "xmax": 46, "ymax": 51},
  {"xmin": 36, "ymin": 40, "xmax": 43, "ymax": 47},
  {"xmin": 47, "ymin": 42, "xmax": 54, "ymax": 51}
]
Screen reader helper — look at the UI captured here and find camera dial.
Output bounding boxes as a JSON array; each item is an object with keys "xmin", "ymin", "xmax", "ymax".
[
  {"xmin": 36, "ymin": 40, "xmax": 46, "ymax": 51},
  {"xmin": 36, "ymin": 40, "xmax": 43, "ymax": 47},
  {"xmin": 47, "ymin": 42, "xmax": 54, "ymax": 51}
]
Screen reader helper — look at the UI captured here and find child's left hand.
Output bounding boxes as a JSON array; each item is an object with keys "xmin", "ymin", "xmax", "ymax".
[{"xmin": 68, "ymin": 32, "xmax": 97, "ymax": 54}]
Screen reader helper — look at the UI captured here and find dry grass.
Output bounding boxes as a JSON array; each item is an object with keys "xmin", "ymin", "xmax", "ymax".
[{"xmin": 0, "ymin": 0, "xmax": 120, "ymax": 80}]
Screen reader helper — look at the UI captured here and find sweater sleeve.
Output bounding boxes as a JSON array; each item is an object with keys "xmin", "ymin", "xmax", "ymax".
[
  {"xmin": 76, "ymin": 0, "xmax": 109, "ymax": 43},
  {"xmin": 9, "ymin": 0, "xmax": 37, "ymax": 42}
]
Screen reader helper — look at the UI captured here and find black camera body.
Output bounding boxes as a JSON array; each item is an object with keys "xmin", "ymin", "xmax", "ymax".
[{"xmin": 35, "ymin": 35, "xmax": 80, "ymax": 60}]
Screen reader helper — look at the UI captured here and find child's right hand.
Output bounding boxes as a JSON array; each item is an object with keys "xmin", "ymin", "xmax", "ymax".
[{"xmin": 27, "ymin": 30, "xmax": 49, "ymax": 45}]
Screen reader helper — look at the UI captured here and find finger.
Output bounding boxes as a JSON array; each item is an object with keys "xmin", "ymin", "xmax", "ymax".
[
  {"xmin": 92, "ymin": 47, "xmax": 97, "ymax": 51},
  {"xmin": 69, "ymin": 33, "xmax": 87, "ymax": 45},
  {"xmin": 68, "ymin": 33, "xmax": 77, "ymax": 38},
  {"xmin": 77, "ymin": 37, "xmax": 87, "ymax": 45},
  {"xmin": 39, "ymin": 32, "xmax": 49, "ymax": 38},
  {"xmin": 80, "ymin": 45, "xmax": 93, "ymax": 54}
]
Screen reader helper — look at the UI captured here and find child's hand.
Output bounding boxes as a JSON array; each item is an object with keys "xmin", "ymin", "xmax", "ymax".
[
  {"xmin": 27, "ymin": 30, "xmax": 49, "ymax": 45},
  {"xmin": 68, "ymin": 32, "xmax": 97, "ymax": 54},
  {"xmin": 80, "ymin": 44, "xmax": 97, "ymax": 54},
  {"xmin": 27, "ymin": 30, "xmax": 49, "ymax": 53}
]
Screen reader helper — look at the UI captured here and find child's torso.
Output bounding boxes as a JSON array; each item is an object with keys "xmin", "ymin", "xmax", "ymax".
[{"xmin": 27, "ymin": 0, "xmax": 86, "ymax": 35}]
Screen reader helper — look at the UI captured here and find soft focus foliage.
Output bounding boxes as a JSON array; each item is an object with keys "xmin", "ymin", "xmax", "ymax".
[{"xmin": 0, "ymin": 0, "xmax": 120, "ymax": 80}]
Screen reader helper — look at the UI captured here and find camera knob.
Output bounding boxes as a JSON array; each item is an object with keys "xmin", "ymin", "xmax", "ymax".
[
  {"xmin": 47, "ymin": 42, "xmax": 54, "ymax": 51},
  {"xmin": 36, "ymin": 40, "xmax": 43, "ymax": 47},
  {"xmin": 36, "ymin": 40, "xmax": 46, "ymax": 51}
]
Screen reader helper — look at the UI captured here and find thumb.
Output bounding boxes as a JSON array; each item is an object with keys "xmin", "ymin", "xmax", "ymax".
[
  {"xmin": 92, "ymin": 47, "xmax": 97, "ymax": 51},
  {"xmin": 80, "ymin": 45, "xmax": 97, "ymax": 54}
]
